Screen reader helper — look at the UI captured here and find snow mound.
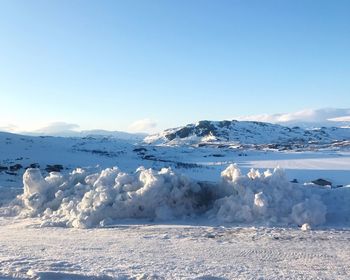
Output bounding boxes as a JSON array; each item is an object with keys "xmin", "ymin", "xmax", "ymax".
[
  {"xmin": 212, "ymin": 164, "xmax": 327, "ymax": 226},
  {"xmin": 18, "ymin": 167, "xmax": 216, "ymax": 228},
  {"xmin": 6, "ymin": 165, "xmax": 331, "ymax": 228}
]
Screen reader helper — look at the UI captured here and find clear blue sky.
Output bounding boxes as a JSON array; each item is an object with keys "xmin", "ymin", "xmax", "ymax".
[{"xmin": 0, "ymin": 0, "xmax": 349, "ymax": 132}]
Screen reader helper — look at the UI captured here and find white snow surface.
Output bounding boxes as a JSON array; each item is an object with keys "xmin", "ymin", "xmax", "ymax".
[{"xmin": 1, "ymin": 218, "xmax": 350, "ymax": 279}]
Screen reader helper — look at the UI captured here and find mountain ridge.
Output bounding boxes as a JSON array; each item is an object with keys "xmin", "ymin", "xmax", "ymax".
[{"xmin": 144, "ymin": 120, "xmax": 350, "ymax": 147}]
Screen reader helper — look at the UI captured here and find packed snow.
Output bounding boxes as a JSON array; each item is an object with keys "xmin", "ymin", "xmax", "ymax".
[{"xmin": 1, "ymin": 219, "xmax": 350, "ymax": 279}]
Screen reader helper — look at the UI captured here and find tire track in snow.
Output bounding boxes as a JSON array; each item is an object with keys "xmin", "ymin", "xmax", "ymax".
[{"xmin": 238, "ymin": 248, "xmax": 334, "ymax": 262}]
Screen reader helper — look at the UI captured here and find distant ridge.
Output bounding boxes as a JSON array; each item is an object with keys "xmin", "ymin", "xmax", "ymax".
[
  {"xmin": 144, "ymin": 120, "xmax": 350, "ymax": 147},
  {"xmin": 16, "ymin": 129, "xmax": 147, "ymax": 141}
]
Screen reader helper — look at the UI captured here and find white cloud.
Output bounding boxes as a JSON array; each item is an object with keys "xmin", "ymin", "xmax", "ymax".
[
  {"xmin": 0, "ymin": 124, "xmax": 18, "ymax": 133},
  {"xmin": 129, "ymin": 118, "xmax": 158, "ymax": 133},
  {"xmin": 34, "ymin": 122, "xmax": 80, "ymax": 135},
  {"xmin": 234, "ymin": 108, "xmax": 350, "ymax": 127},
  {"xmin": 328, "ymin": 116, "xmax": 350, "ymax": 122}
]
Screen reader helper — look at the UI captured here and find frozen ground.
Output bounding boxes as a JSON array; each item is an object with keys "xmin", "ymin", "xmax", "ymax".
[
  {"xmin": 1, "ymin": 131, "xmax": 350, "ymax": 190},
  {"xmin": 1, "ymin": 218, "xmax": 350, "ymax": 279}
]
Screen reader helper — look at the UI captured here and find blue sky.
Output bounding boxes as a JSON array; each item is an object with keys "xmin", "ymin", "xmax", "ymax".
[{"xmin": 0, "ymin": 0, "xmax": 349, "ymax": 133}]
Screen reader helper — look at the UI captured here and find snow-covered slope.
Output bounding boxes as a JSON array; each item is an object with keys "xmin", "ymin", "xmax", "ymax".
[
  {"xmin": 145, "ymin": 120, "xmax": 350, "ymax": 148},
  {"xmin": 24, "ymin": 129, "xmax": 146, "ymax": 140},
  {"xmin": 1, "ymin": 127, "xmax": 350, "ymax": 191},
  {"xmin": 0, "ymin": 131, "xmax": 142, "ymax": 189}
]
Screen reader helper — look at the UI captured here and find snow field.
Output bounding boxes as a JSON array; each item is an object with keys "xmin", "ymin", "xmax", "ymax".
[{"xmin": 1, "ymin": 220, "xmax": 350, "ymax": 279}]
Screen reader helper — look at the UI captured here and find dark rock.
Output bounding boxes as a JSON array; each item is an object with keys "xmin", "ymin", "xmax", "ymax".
[
  {"xmin": 0, "ymin": 166, "xmax": 8, "ymax": 171},
  {"xmin": 165, "ymin": 120, "xmax": 231, "ymax": 141},
  {"xmin": 91, "ymin": 150, "xmax": 111, "ymax": 156},
  {"xmin": 291, "ymin": 179, "xmax": 298, "ymax": 183},
  {"xmin": 175, "ymin": 162, "xmax": 201, "ymax": 169},
  {"xmin": 196, "ymin": 120, "xmax": 217, "ymax": 137},
  {"xmin": 211, "ymin": 154, "xmax": 225, "ymax": 158},
  {"xmin": 175, "ymin": 126, "xmax": 193, "ymax": 139},
  {"xmin": 218, "ymin": 144, "xmax": 229, "ymax": 148},
  {"xmin": 26, "ymin": 163, "xmax": 40, "ymax": 169},
  {"xmin": 312, "ymin": 179, "xmax": 332, "ymax": 187},
  {"xmin": 218, "ymin": 120, "xmax": 232, "ymax": 128},
  {"xmin": 45, "ymin": 164, "xmax": 64, "ymax": 173},
  {"xmin": 198, "ymin": 143, "xmax": 210, "ymax": 147},
  {"xmin": 9, "ymin": 164, "xmax": 23, "ymax": 171},
  {"xmin": 76, "ymin": 148, "xmax": 123, "ymax": 157},
  {"xmin": 238, "ymin": 153, "xmax": 248, "ymax": 157},
  {"xmin": 142, "ymin": 155, "xmax": 156, "ymax": 160},
  {"xmin": 133, "ymin": 147, "xmax": 148, "ymax": 153}
]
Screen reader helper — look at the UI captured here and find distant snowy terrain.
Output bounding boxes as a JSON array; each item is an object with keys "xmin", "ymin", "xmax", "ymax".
[
  {"xmin": 145, "ymin": 120, "xmax": 350, "ymax": 149},
  {"xmin": 1, "ymin": 120, "xmax": 350, "ymax": 279},
  {"xmin": 2, "ymin": 120, "xmax": 350, "ymax": 190},
  {"xmin": 25, "ymin": 129, "xmax": 147, "ymax": 140}
]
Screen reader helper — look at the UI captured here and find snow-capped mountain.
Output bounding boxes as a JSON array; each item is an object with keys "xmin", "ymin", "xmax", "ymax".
[{"xmin": 144, "ymin": 120, "xmax": 350, "ymax": 147}]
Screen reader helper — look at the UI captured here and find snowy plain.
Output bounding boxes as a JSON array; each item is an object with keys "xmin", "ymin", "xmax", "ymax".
[
  {"xmin": 2, "ymin": 218, "xmax": 350, "ymax": 279},
  {"xmin": 1, "ymin": 122, "xmax": 350, "ymax": 279}
]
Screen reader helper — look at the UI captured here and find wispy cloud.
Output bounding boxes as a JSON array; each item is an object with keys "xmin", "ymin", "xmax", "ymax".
[
  {"xmin": 129, "ymin": 118, "xmax": 157, "ymax": 133},
  {"xmin": 328, "ymin": 116, "xmax": 350, "ymax": 122},
  {"xmin": 34, "ymin": 122, "xmax": 80, "ymax": 134},
  {"xmin": 0, "ymin": 124, "xmax": 18, "ymax": 133},
  {"xmin": 234, "ymin": 108, "xmax": 350, "ymax": 127}
]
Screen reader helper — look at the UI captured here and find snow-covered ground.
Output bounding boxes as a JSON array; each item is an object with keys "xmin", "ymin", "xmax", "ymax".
[
  {"xmin": 1, "ymin": 123, "xmax": 350, "ymax": 279},
  {"xmin": 1, "ymin": 218, "xmax": 350, "ymax": 279},
  {"xmin": 1, "ymin": 130, "xmax": 350, "ymax": 190}
]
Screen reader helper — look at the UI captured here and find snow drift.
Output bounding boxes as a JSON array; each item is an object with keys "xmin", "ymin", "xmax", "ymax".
[{"xmin": 4, "ymin": 165, "xmax": 338, "ymax": 228}]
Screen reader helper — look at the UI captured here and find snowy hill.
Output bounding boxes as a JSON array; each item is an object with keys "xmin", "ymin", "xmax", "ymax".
[
  {"xmin": 24, "ymin": 129, "xmax": 146, "ymax": 140},
  {"xmin": 0, "ymin": 131, "xmax": 143, "ymax": 189},
  {"xmin": 145, "ymin": 120, "xmax": 350, "ymax": 149}
]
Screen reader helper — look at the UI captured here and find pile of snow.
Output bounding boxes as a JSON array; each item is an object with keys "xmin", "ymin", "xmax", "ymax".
[
  {"xmin": 17, "ymin": 167, "xmax": 215, "ymax": 228},
  {"xmin": 3, "ymin": 165, "xmax": 336, "ymax": 228},
  {"xmin": 211, "ymin": 165, "xmax": 326, "ymax": 226}
]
